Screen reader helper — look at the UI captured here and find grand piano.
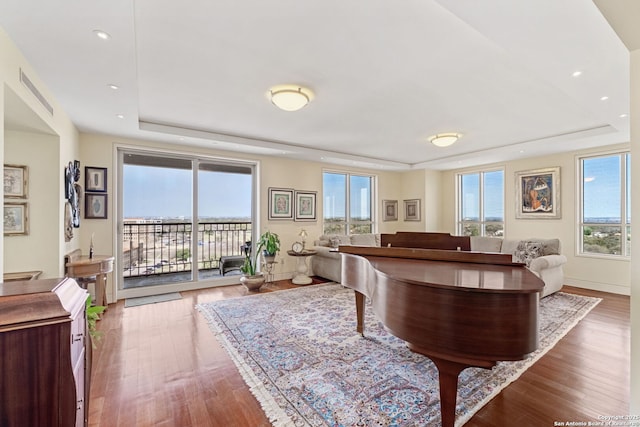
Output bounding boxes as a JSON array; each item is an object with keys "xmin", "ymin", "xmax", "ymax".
[{"xmin": 339, "ymin": 233, "xmax": 544, "ymax": 427}]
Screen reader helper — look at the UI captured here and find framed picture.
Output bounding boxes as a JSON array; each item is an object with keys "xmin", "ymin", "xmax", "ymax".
[
  {"xmin": 4, "ymin": 164, "xmax": 28, "ymax": 198},
  {"xmin": 295, "ymin": 191, "xmax": 317, "ymax": 221},
  {"xmin": 268, "ymin": 187, "xmax": 294, "ymax": 220},
  {"xmin": 403, "ymin": 199, "xmax": 421, "ymax": 221},
  {"xmin": 85, "ymin": 193, "xmax": 108, "ymax": 219},
  {"xmin": 515, "ymin": 166, "xmax": 561, "ymax": 219},
  {"xmin": 383, "ymin": 200, "xmax": 398, "ymax": 221},
  {"xmin": 85, "ymin": 166, "xmax": 107, "ymax": 192},
  {"xmin": 4, "ymin": 202, "xmax": 28, "ymax": 235}
]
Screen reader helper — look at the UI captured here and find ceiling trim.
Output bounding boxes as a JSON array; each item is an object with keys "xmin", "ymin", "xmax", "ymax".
[{"xmin": 139, "ymin": 120, "xmax": 411, "ymax": 170}]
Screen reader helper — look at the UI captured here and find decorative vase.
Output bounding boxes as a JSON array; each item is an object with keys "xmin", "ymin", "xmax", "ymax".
[{"xmin": 240, "ymin": 273, "xmax": 265, "ymax": 291}]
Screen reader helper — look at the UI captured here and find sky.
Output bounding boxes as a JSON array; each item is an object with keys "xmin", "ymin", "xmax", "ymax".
[
  {"xmin": 583, "ymin": 154, "xmax": 629, "ymax": 221},
  {"xmin": 323, "ymin": 173, "xmax": 372, "ymax": 220},
  {"xmin": 461, "ymin": 170, "xmax": 504, "ymax": 221},
  {"xmin": 123, "ymin": 156, "xmax": 628, "ymax": 222},
  {"xmin": 123, "ymin": 165, "xmax": 251, "ymax": 218},
  {"xmin": 460, "ymin": 155, "xmax": 630, "ymax": 222}
]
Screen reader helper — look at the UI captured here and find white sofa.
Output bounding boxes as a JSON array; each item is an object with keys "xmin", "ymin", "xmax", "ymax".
[{"xmin": 311, "ymin": 233, "xmax": 566, "ymax": 297}]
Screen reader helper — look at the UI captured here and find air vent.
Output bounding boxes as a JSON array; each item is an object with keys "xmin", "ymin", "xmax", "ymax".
[{"xmin": 19, "ymin": 68, "xmax": 53, "ymax": 116}]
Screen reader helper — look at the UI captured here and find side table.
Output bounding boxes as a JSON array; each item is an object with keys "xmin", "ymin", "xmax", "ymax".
[{"xmin": 287, "ymin": 250, "xmax": 317, "ymax": 285}]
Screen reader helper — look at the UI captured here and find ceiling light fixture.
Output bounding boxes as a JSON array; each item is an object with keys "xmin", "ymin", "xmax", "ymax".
[
  {"xmin": 600, "ymin": 96, "xmax": 609, "ymax": 101},
  {"xmin": 428, "ymin": 133, "xmax": 461, "ymax": 147},
  {"xmin": 572, "ymin": 71, "xmax": 582, "ymax": 77},
  {"xmin": 107, "ymin": 84, "xmax": 119, "ymax": 90},
  {"xmin": 269, "ymin": 85, "xmax": 314, "ymax": 112},
  {"xmin": 93, "ymin": 30, "xmax": 111, "ymax": 40}
]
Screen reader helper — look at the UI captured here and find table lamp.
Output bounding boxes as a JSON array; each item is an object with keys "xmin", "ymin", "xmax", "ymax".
[{"xmin": 299, "ymin": 229, "xmax": 308, "ymax": 250}]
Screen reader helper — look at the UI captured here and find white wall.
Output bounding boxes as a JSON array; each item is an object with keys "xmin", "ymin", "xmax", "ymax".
[
  {"xmin": 629, "ymin": 48, "xmax": 639, "ymax": 416},
  {"xmin": 3, "ymin": 131, "xmax": 59, "ymax": 276},
  {"xmin": 1, "ymin": 28, "xmax": 81, "ymax": 279},
  {"xmin": 438, "ymin": 144, "xmax": 631, "ymax": 295},
  {"xmin": 79, "ymin": 133, "xmax": 410, "ymax": 302},
  {"xmin": 398, "ymin": 169, "xmax": 427, "ymax": 232}
]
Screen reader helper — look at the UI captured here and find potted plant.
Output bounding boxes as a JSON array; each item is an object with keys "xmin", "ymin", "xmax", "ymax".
[
  {"xmin": 239, "ymin": 231, "xmax": 280, "ymax": 291},
  {"xmin": 258, "ymin": 230, "xmax": 281, "ymax": 263},
  {"xmin": 86, "ymin": 296, "xmax": 106, "ymax": 348},
  {"xmin": 240, "ymin": 242, "xmax": 265, "ymax": 291}
]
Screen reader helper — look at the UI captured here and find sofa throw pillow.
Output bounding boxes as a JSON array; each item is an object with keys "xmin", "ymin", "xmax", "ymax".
[
  {"xmin": 350, "ymin": 233, "xmax": 378, "ymax": 246},
  {"xmin": 513, "ymin": 241, "xmax": 544, "ymax": 266}
]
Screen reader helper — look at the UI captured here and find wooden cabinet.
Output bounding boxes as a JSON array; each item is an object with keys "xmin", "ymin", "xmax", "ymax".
[{"xmin": 0, "ymin": 277, "xmax": 89, "ymax": 427}]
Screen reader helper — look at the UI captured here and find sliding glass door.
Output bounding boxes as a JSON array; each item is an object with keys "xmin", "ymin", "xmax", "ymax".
[
  {"xmin": 118, "ymin": 149, "xmax": 255, "ymax": 297},
  {"xmin": 197, "ymin": 162, "xmax": 253, "ymax": 281}
]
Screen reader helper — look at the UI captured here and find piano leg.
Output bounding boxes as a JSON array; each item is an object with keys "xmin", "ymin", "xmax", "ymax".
[
  {"xmin": 430, "ymin": 357, "xmax": 466, "ymax": 427},
  {"xmin": 409, "ymin": 348, "xmax": 495, "ymax": 427},
  {"xmin": 354, "ymin": 291, "xmax": 365, "ymax": 336}
]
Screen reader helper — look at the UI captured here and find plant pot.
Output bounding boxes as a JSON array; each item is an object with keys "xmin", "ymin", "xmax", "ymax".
[
  {"xmin": 240, "ymin": 273, "xmax": 265, "ymax": 291},
  {"xmin": 262, "ymin": 251, "xmax": 276, "ymax": 264}
]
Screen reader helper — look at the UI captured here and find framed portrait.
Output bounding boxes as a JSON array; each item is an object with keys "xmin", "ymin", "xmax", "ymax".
[
  {"xmin": 268, "ymin": 187, "xmax": 294, "ymax": 220},
  {"xmin": 85, "ymin": 193, "xmax": 108, "ymax": 219},
  {"xmin": 4, "ymin": 164, "xmax": 28, "ymax": 198},
  {"xmin": 383, "ymin": 200, "xmax": 398, "ymax": 221},
  {"xmin": 403, "ymin": 199, "xmax": 421, "ymax": 221},
  {"xmin": 295, "ymin": 191, "xmax": 317, "ymax": 221},
  {"xmin": 85, "ymin": 166, "xmax": 107, "ymax": 192},
  {"xmin": 4, "ymin": 202, "xmax": 28, "ymax": 235},
  {"xmin": 515, "ymin": 166, "xmax": 561, "ymax": 219}
]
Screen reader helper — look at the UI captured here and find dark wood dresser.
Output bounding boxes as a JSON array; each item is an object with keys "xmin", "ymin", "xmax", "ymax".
[{"xmin": 0, "ymin": 277, "xmax": 89, "ymax": 427}]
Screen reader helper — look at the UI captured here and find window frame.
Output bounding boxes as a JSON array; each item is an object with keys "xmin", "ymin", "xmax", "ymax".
[
  {"xmin": 322, "ymin": 169, "xmax": 377, "ymax": 235},
  {"xmin": 456, "ymin": 167, "xmax": 505, "ymax": 237},
  {"xmin": 577, "ymin": 150, "xmax": 631, "ymax": 259}
]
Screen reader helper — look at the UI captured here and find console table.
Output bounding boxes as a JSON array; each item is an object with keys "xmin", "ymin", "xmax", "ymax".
[
  {"xmin": 65, "ymin": 253, "xmax": 114, "ymax": 307},
  {"xmin": 3, "ymin": 270, "xmax": 42, "ymax": 282}
]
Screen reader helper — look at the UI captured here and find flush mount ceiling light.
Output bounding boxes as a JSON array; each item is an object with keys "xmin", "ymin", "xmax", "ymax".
[
  {"xmin": 269, "ymin": 85, "xmax": 314, "ymax": 112},
  {"xmin": 93, "ymin": 29, "xmax": 111, "ymax": 40},
  {"xmin": 428, "ymin": 133, "xmax": 461, "ymax": 147}
]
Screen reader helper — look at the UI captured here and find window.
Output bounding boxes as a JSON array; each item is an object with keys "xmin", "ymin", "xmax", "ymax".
[
  {"xmin": 323, "ymin": 171, "xmax": 375, "ymax": 235},
  {"xmin": 579, "ymin": 152, "xmax": 631, "ymax": 257},
  {"xmin": 457, "ymin": 169, "xmax": 504, "ymax": 236}
]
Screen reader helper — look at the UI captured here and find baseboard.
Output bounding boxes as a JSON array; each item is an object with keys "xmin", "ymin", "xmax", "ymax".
[{"xmin": 563, "ymin": 278, "xmax": 630, "ymax": 295}]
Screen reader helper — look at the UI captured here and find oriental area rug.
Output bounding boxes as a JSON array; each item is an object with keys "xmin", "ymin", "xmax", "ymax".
[{"xmin": 196, "ymin": 283, "xmax": 600, "ymax": 427}]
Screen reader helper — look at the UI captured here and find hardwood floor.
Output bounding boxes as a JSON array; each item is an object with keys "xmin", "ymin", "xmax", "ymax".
[{"xmin": 88, "ymin": 282, "xmax": 629, "ymax": 427}]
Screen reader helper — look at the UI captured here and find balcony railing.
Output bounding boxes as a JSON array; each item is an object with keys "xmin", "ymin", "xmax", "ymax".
[{"xmin": 123, "ymin": 220, "xmax": 252, "ymax": 278}]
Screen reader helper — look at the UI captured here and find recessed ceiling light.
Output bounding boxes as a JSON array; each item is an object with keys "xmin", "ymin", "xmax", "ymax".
[
  {"xmin": 93, "ymin": 30, "xmax": 111, "ymax": 40},
  {"xmin": 572, "ymin": 71, "xmax": 582, "ymax": 77},
  {"xmin": 107, "ymin": 84, "xmax": 119, "ymax": 90},
  {"xmin": 619, "ymin": 113, "xmax": 628, "ymax": 118},
  {"xmin": 116, "ymin": 114, "xmax": 124, "ymax": 119},
  {"xmin": 600, "ymin": 96, "xmax": 609, "ymax": 101}
]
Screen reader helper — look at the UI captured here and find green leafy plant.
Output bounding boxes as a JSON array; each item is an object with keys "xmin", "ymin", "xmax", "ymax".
[
  {"xmin": 258, "ymin": 230, "xmax": 280, "ymax": 256},
  {"xmin": 240, "ymin": 231, "xmax": 281, "ymax": 276},
  {"xmin": 176, "ymin": 249, "xmax": 190, "ymax": 261},
  {"xmin": 86, "ymin": 296, "xmax": 106, "ymax": 348}
]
